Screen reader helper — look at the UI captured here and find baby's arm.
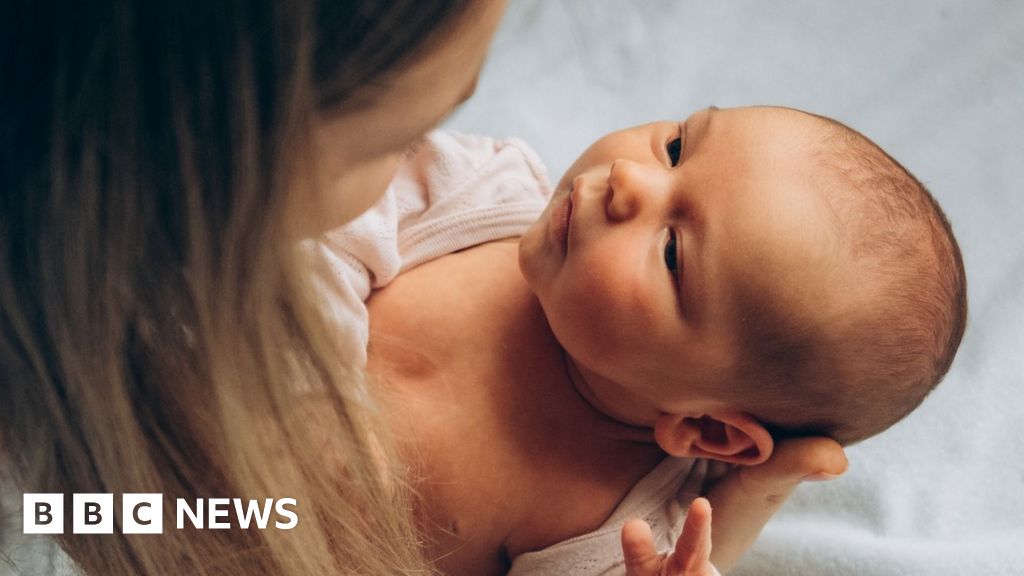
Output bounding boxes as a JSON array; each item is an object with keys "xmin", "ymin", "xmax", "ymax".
[{"xmin": 621, "ymin": 436, "xmax": 847, "ymax": 575}]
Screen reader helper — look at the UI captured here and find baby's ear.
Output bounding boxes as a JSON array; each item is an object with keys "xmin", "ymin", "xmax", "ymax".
[{"xmin": 653, "ymin": 411, "xmax": 773, "ymax": 466}]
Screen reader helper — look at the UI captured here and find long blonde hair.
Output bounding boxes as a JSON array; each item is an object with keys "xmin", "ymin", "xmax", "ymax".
[{"xmin": 1, "ymin": 0, "xmax": 470, "ymax": 573}]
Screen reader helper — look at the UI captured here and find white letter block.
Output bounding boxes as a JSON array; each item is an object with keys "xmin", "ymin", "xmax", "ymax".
[
  {"xmin": 73, "ymin": 493, "xmax": 114, "ymax": 534},
  {"xmin": 122, "ymin": 493, "xmax": 163, "ymax": 534},
  {"xmin": 23, "ymin": 493, "xmax": 63, "ymax": 534}
]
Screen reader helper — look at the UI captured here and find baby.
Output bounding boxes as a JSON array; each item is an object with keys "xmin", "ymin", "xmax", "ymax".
[{"xmin": 317, "ymin": 106, "xmax": 966, "ymax": 575}]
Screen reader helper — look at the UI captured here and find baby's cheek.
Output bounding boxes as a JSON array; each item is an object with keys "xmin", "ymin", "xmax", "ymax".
[
  {"xmin": 582, "ymin": 256, "xmax": 660, "ymax": 326},
  {"xmin": 553, "ymin": 262, "xmax": 652, "ymax": 362},
  {"xmin": 545, "ymin": 285, "xmax": 619, "ymax": 366}
]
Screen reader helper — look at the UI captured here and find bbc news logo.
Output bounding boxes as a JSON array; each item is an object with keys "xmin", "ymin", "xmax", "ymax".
[{"xmin": 24, "ymin": 494, "xmax": 298, "ymax": 534}]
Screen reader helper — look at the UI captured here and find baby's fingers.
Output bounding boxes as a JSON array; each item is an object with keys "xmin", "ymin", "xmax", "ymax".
[
  {"xmin": 664, "ymin": 498, "xmax": 720, "ymax": 576},
  {"xmin": 622, "ymin": 519, "xmax": 664, "ymax": 576},
  {"xmin": 670, "ymin": 498, "xmax": 713, "ymax": 572}
]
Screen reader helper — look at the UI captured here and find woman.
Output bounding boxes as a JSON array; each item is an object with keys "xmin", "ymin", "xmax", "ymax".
[{"xmin": 0, "ymin": 0, "xmax": 844, "ymax": 574}]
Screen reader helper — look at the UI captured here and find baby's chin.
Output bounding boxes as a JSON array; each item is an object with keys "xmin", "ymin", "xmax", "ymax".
[{"xmin": 517, "ymin": 216, "xmax": 546, "ymax": 291}]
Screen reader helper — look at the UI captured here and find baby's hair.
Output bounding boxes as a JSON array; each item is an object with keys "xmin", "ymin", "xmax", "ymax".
[{"xmin": 731, "ymin": 112, "xmax": 967, "ymax": 446}]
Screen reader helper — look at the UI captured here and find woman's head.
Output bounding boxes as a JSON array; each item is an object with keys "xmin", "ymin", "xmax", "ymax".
[
  {"xmin": 1, "ymin": 1, "xmax": 503, "ymax": 574},
  {"xmin": 293, "ymin": 0, "xmax": 506, "ymax": 235}
]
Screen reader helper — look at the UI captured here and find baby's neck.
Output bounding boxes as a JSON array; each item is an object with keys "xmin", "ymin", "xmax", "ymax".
[
  {"xmin": 560, "ymin": 349, "xmax": 658, "ymax": 442},
  {"xmin": 367, "ymin": 240, "xmax": 666, "ymax": 566},
  {"xmin": 498, "ymin": 248, "xmax": 658, "ymax": 444},
  {"xmin": 368, "ymin": 240, "xmax": 658, "ymax": 445}
]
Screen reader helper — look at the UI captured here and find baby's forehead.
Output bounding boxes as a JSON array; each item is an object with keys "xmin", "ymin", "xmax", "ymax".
[
  {"xmin": 695, "ymin": 107, "xmax": 836, "ymax": 160},
  {"xmin": 719, "ymin": 105, "xmax": 836, "ymax": 129}
]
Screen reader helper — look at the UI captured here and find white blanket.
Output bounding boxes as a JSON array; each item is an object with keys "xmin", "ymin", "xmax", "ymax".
[{"xmin": 447, "ymin": 1, "xmax": 1024, "ymax": 574}]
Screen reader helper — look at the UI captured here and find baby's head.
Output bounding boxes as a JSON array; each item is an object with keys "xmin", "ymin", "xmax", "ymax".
[{"xmin": 519, "ymin": 106, "xmax": 966, "ymax": 457}]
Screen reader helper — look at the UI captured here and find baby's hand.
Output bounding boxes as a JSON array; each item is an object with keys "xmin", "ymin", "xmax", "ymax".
[{"xmin": 621, "ymin": 497, "xmax": 721, "ymax": 576}]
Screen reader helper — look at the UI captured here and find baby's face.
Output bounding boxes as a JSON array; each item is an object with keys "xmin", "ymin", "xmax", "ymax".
[{"xmin": 519, "ymin": 107, "xmax": 858, "ymax": 423}]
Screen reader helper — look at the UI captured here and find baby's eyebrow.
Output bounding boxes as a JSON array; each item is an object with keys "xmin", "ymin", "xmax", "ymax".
[
  {"xmin": 676, "ymin": 109, "xmax": 717, "ymax": 325},
  {"xmin": 676, "ymin": 107, "xmax": 717, "ymax": 167},
  {"xmin": 679, "ymin": 230, "xmax": 706, "ymax": 327},
  {"xmin": 693, "ymin": 107, "xmax": 718, "ymax": 154}
]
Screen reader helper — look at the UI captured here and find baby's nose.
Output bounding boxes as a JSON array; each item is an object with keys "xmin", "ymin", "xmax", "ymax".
[{"xmin": 606, "ymin": 159, "xmax": 655, "ymax": 221}]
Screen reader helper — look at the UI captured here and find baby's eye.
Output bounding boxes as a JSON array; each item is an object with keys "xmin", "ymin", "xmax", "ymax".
[
  {"xmin": 666, "ymin": 137, "xmax": 682, "ymax": 167},
  {"xmin": 664, "ymin": 228, "xmax": 679, "ymax": 274}
]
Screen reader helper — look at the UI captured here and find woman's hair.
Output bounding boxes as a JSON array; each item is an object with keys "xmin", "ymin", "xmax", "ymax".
[{"xmin": 2, "ymin": 0, "xmax": 471, "ymax": 573}]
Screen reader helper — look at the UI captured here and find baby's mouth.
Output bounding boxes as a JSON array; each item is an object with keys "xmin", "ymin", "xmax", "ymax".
[
  {"xmin": 565, "ymin": 187, "xmax": 574, "ymax": 247},
  {"xmin": 547, "ymin": 183, "xmax": 574, "ymax": 253}
]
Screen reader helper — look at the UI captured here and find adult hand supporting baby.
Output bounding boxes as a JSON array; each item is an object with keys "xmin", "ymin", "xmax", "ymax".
[
  {"xmin": 620, "ymin": 436, "xmax": 846, "ymax": 575},
  {"xmin": 703, "ymin": 436, "xmax": 847, "ymax": 573}
]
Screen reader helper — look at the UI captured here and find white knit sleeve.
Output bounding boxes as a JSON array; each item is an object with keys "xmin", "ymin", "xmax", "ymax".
[
  {"xmin": 313, "ymin": 129, "xmax": 551, "ymax": 365},
  {"xmin": 314, "ymin": 182, "xmax": 404, "ymax": 367}
]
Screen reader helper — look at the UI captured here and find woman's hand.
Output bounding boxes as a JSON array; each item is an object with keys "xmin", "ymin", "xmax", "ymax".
[
  {"xmin": 704, "ymin": 436, "xmax": 847, "ymax": 573},
  {"xmin": 620, "ymin": 436, "xmax": 847, "ymax": 575},
  {"xmin": 622, "ymin": 497, "xmax": 720, "ymax": 576}
]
